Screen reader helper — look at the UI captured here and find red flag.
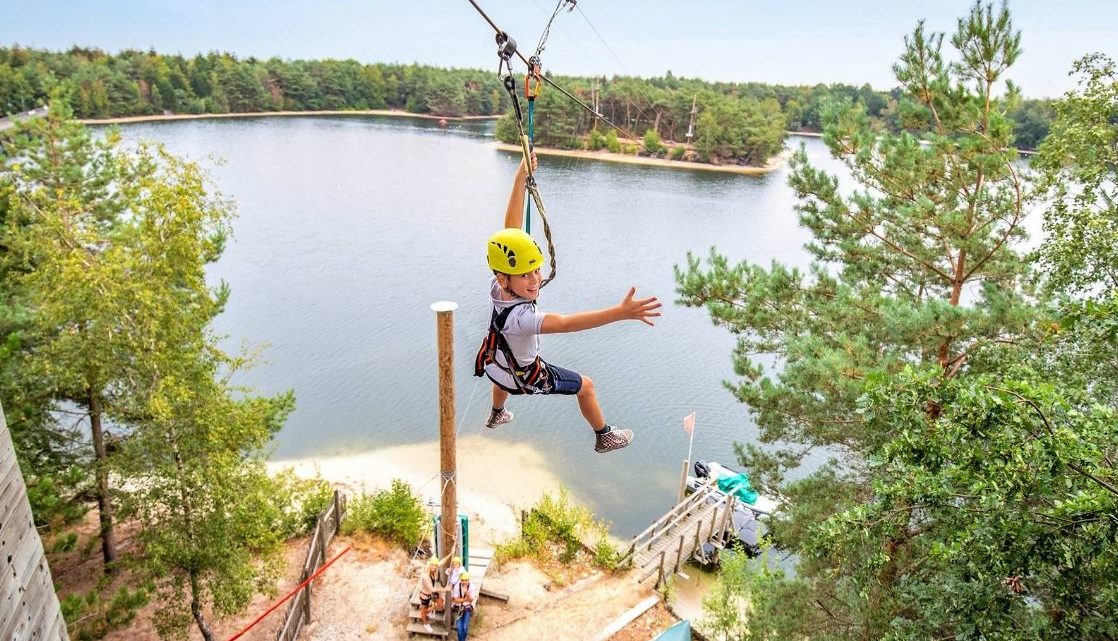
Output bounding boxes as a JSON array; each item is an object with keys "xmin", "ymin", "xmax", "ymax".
[{"xmin": 683, "ymin": 412, "xmax": 696, "ymax": 435}]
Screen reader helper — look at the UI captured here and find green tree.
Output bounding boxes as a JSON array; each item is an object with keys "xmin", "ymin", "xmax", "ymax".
[
  {"xmin": 1035, "ymin": 54, "xmax": 1118, "ymax": 299},
  {"xmin": 1, "ymin": 102, "xmax": 130, "ymax": 564},
  {"xmin": 425, "ymin": 76, "xmax": 466, "ymax": 117},
  {"xmin": 214, "ymin": 62, "xmax": 266, "ymax": 113},
  {"xmin": 678, "ymin": 3, "xmax": 1045, "ymax": 637},
  {"xmin": 119, "ymin": 350, "xmax": 294, "ymax": 641},
  {"xmin": 1, "ymin": 103, "xmax": 231, "ymax": 572},
  {"xmin": 1034, "ymin": 54, "xmax": 1118, "ymax": 408}
]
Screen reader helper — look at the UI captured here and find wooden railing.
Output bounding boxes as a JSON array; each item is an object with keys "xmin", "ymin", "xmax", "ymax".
[
  {"xmin": 274, "ymin": 490, "xmax": 346, "ymax": 641},
  {"xmin": 619, "ymin": 477, "xmax": 738, "ymax": 587},
  {"xmin": 619, "ymin": 476, "xmax": 717, "ymax": 566}
]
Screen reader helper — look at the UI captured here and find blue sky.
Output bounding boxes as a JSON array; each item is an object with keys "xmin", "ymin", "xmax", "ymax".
[{"xmin": 4, "ymin": 1, "xmax": 1116, "ymax": 97}]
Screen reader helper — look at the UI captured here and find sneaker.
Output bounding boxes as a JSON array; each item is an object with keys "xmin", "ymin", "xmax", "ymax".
[
  {"xmin": 594, "ymin": 427, "xmax": 634, "ymax": 453},
  {"xmin": 484, "ymin": 407, "xmax": 514, "ymax": 429},
  {"xmin": 423, "ymin": 623, "xmax": 433, "ymax": 633}
]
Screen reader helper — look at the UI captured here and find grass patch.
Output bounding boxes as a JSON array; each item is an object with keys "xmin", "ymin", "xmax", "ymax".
[{"xmin": 496, "ymin": 488, "xmax": 623, "ymax": 578}]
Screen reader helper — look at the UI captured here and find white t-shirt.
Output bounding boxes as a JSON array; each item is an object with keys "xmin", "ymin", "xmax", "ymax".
[
  {"xmin": 453, "ymin": 581, "xmax": 480, "ymax": 609},
  {"xmin": 484, "ymin": 277, "xmax": 546, "ymax": 390}
]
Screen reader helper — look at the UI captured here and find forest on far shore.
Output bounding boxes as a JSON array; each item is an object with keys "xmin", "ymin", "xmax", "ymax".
[{"xmin": 1, "ymin": 45, "xmax": 1055, "ymax": 165}]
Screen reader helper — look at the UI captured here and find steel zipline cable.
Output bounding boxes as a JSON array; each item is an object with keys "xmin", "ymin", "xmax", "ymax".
[
  {"xmin": 464, "ymin": 0, "xmax": 639, "ymax": 145},
  {"xmin": 464, "ymin": 0, "xmax": 643, "ymax": 288}
]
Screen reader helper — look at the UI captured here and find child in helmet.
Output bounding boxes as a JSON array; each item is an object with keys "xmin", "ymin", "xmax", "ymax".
[{"xmin": 474, "ymin": 156, "xmax": 660, "ymax": 453}]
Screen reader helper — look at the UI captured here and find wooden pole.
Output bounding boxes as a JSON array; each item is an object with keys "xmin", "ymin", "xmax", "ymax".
[
  {"xmin": 332, "ymin": 490, "xmax": 341, "ymax": 535},
  {"xmin": 717, "ymin": 495, "xmax": 735, "ymax": 544},
  {"xmin": 692, "ymin": 522, "xmax": 702, "ymax": 564},
  {"xmin": 675, "ymin": 535, "xmax": 685, "ymax": 573},
  {"xmin": 432, "ymin": 301, "xmax": 459, "ymax": 634},
  {"xmin": 677, "ymin": 458, "xmax": 689, "ymax": 503}
]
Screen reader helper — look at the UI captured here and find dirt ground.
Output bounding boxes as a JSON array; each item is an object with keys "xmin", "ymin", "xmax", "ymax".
[
  {"xmin": 49, "ymin": 438, "xmax": 699, "ymax": 640},
  {"xmin": 297, "ymin": 536, "xmax": 679, "ymax": 641},
  {"xmin": 51, "ymin": 522, "xmax": 683, "ymax": 641}
]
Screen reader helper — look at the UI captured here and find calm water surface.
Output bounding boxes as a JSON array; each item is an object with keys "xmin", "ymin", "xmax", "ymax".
[{"xmin": 116, "ymin": 116, "xmax": 848, "ymax": 535}]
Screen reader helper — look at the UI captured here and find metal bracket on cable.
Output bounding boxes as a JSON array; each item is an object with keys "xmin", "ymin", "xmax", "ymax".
[{"xmin": 496, "ymin": 31, "xmax": 517, "ymax": 62}]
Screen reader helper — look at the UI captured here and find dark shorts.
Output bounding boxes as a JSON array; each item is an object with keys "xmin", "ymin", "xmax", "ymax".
[
  {"xmin": 420, "ymin": 593, "xmax": 434, "ymax": 607},
  {"xmin": 487, "ymin": 360, "xmax": 583, "ymax": 396}
]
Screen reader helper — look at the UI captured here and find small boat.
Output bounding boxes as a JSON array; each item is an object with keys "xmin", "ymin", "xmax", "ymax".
[{"xmin": 685, "ymin": 460, "xmax": 781, "ymax": 563}]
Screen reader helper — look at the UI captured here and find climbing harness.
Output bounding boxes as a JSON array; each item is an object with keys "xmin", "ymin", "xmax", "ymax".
[{"xmin": 473, "ymin": 301, "xmax": 551, "ymax": 394}]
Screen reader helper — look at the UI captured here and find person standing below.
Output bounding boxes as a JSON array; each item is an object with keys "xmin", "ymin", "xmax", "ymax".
[
  {"xmin": 445, "ymin": 556, "xmax": 464, "ymax": 593},
  {"xmin": 417, "ymin": 557, "xmax": 451, "ymax": 632},
  {"xmin": 475, "ymin": 155, "xmax": 661, "ymax": 452},
  {"xmin": 452, "ymin": 572, "xmax": 479, "ymax": 641}
]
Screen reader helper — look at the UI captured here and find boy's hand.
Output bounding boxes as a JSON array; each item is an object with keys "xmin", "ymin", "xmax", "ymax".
[
  {"xmin": 519, "ymin": 152, "xmax": 539, "ymax": 174},
  {"xmin": 618, "ymin": 287, "xmax": 661, "ymax": 326}
]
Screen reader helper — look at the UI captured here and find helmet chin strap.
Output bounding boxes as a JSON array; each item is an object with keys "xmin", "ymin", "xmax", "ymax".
[
  {"xmin": 496, "ymin": 272, "xmax": 538, "ymax": 301},
  {"xmin": 495, "ymin": 273, "xmax": 518, "ymax": 300}
]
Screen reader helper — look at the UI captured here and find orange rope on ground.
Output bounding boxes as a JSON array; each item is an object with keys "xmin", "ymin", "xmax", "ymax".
[{"xmin": 225, "ymin": 545, "xmax": 352, "ymax": 641}]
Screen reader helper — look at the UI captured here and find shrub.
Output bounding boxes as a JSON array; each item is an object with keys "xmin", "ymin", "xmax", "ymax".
[
  {"xmin": 643, "ymin": 129, "xmax": 665, "ymax": 155},
  {"xmin": 587, "ymin": 128, "xmax": 606, "ymax": 150},
  {"xmin": 669, "ymin": 146, "xmax": 686, "ymax": 161},
  {"xmin": 342, "ymin": 479, "xmax": 428, "ymax": 548},
  {"xmin": 605, "ymin": 130, "xmax": 621, "ymax": 153},
  {"xmin": 495, "ymin": 489, "xmax": 620, "ymax": 572},
  {"xmin": 271, "ymin": 469, "xmax": 334, "ymax": 538}
]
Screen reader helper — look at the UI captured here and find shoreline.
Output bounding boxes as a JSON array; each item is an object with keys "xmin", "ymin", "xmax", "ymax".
[
  {"xmin": 494, "ymin": 142, "xmax": 789, "ymax": 175},
  {"xmin": 78, "ymin": 109, "xmax": 500, "ymax": 126},
  {"xmin": 79, "ymin": 109, "xmax": 794, "ymax": 175},
  {"xmin": 267, "ymin": 434, "xmax": 582, "ymax": 548}
]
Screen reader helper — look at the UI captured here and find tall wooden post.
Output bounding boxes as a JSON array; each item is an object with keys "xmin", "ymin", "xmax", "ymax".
[{"xmin": 432, "ymin": 301, "xmax": 458, "ymax": 633}]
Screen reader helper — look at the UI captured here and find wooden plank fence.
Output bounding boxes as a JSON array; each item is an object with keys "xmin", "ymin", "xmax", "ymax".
[
  {"xmin": 0, "ymin": 402, "xmax": 69, "ymax": 641},
  {"xmin": 274, "ymin": 490, "xmax": 346, "ymax": 641}
]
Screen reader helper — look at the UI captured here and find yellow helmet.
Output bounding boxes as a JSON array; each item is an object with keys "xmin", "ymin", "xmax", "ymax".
[{"xmin": 487, "ymin": 228, "xmax": 544, "ymax": 275}]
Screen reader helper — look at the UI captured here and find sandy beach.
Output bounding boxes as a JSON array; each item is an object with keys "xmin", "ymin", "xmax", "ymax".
[
  {"xmin": 494, "ymin": 142, "xmax": 790, "ymax": 175},
  {"xmin": 78, "ymin": 109, "xmax": 499, "ymax": 126},
  {"xmin": 268, "ymin": 434, "xmax": 584, "ymax": 546}
]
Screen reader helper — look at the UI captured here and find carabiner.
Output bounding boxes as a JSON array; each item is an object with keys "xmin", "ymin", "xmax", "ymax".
[{"xmin": 524, "ymin": 56, "xmax": 543, "ymax": 99}]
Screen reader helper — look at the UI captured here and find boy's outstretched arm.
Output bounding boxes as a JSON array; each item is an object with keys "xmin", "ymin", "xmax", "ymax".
[
  {"xmin": 540, "ymin": 287, "xmax": 661, "ymax": 334},
  {"xmin": 502, "ymin": 154, "xmax": 538, "ymax": 229}
]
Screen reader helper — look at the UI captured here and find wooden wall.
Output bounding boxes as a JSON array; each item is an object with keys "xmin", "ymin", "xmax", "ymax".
[{"xmin": 0, "ymin": 404, "xmax": 69, "ymax": 641}]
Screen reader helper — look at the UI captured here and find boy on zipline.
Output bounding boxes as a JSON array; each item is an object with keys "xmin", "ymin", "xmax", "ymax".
[{"xmin": 475, "ymin": 155, "xmax": 661, "ymax": 453}]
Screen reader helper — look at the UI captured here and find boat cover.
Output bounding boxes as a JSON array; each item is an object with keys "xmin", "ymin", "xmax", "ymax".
[
  {"xmin": 715, "ymin": 472, "xmax": 759, "ymax": 505},
  {"xmin": 652, "ymin": 619, "xmax": 691, "ymax": 641}
]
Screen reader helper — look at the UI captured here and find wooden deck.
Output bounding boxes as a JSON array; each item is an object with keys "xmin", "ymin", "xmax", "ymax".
[{"xmin": 620, "ymin": 477, "xmax": 737, "ymax": 586}]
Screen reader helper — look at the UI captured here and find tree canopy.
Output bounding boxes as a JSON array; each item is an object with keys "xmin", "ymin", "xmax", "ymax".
[{"xmin": 684, "ymin": 4, "xmax": 1118, "ymax": 639}]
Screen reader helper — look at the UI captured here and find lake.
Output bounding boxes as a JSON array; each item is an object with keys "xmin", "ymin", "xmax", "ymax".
[{"xmin": 115, "ymin": 115, "xmax": 848, "ymax": 535}]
